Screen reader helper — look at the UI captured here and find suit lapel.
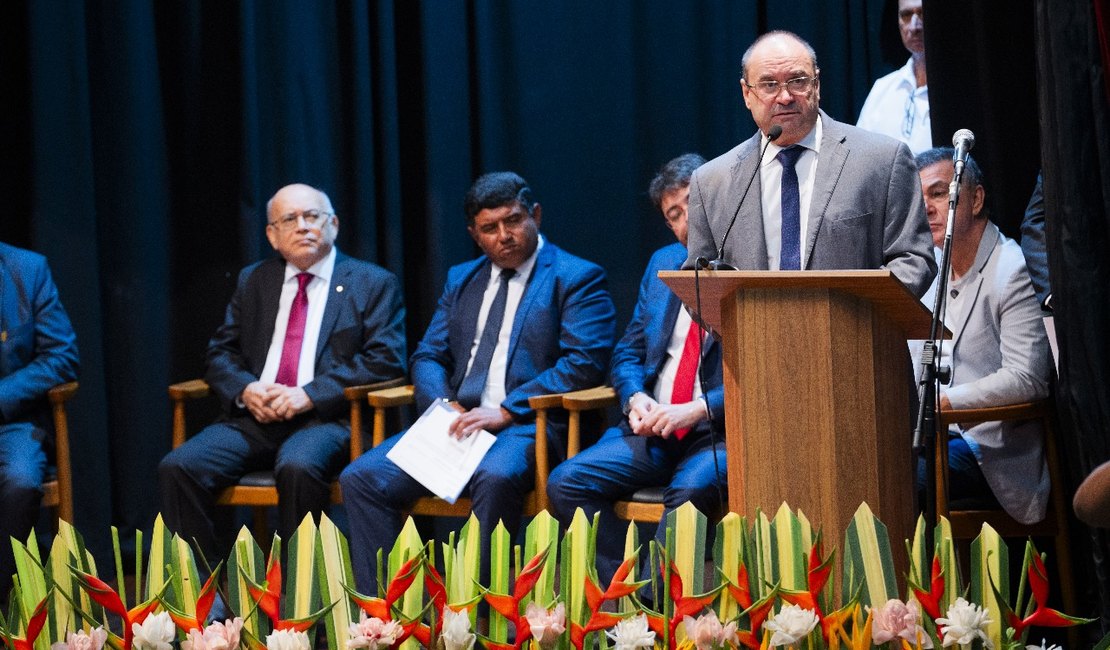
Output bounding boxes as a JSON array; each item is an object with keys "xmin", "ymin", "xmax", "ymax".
[
  {"xmin": 505, "ymin": 243, "xmax": 553, "ymax": 367},
  {"xmin": 805, "ymin": 113, "xmax": 849, "ymax": 269},
  {"xmin": 253, "ymin": 259, "xmax": 285, "ymax": 374},
  {"xmin": 950, "ymin": 225, "xmax": 1000, "ymax": 348},
  {"xmin": 315, "ymin": 253, "xmax": 348, "ymax": 362},
  {"xmin": 729, "ymin": 134, "xmax": 769, "ymax": 269}
]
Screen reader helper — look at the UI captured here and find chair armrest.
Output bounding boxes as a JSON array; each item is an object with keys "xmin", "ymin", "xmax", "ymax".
[
  {"xmin": 343, "ymin": 376, "xmax": 407, "ymax": 402},
  {"xmin": 346, "ymin": 377, "xmax": 407, "ymax": 459},
  {"xmin": 939, "ymin": 400, "xmax": 1048, "ymax": 427},
  {"xmin": 367, "ymin": 385, "xmax": 415, "ymax": 408},
  {"xmin": 48, "ymin": 381, "xmax": 79, "ymax": 404},
  {"xmin": 562, "ymin": 386, "xmax": 618, "ymax": 411},
  {"xmin": 527, "ymin": 393, "xmax": 565, "ymax": 410},
  {"xmin": 169, "ymin": 379, "xmax": 211, "ymax": 401}
]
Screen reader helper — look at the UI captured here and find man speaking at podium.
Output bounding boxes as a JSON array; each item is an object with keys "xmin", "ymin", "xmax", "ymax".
[{"xmin": 685, "ymin": 31, "xmax": 936, "ymax": 297}]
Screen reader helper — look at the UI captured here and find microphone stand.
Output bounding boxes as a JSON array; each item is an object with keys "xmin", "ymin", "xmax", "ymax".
[{"xmin": 912, "ymin": 160, "xmax": 964, "ymax": 554}]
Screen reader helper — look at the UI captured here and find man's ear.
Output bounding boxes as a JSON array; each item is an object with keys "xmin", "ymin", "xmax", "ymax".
[
  {"xmin": 971, "ymin": 184, "xmax": 986, "ymax": 219},
  {"xmin": 265, "ymin": 225, "xmax": 280, "ymax": 251},
  {"xmin": 530, "ymin": 203, "xmax": 542, "ymax": 228}
]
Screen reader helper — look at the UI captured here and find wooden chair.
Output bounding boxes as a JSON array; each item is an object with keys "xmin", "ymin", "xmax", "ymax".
[
  {"xmin": 365, "ymin": 386, "xmax": 566, "ymax": 516},
  {"xmin": 936, "ymin": 399, "xmax": 1077, "ymax": 619},
  {"xmin": 562, "ymin": 386, "xmax": 666, "ymax": 523},
  {"xmin": 42, "ymin": 381, "xmax": 78, "ymax": 527},
  {"xmin": 168, "ymin": 376, "xmax": 406, "ymax": 537}
]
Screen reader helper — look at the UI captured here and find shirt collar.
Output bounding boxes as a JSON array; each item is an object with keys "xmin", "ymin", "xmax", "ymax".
[
  {"xmin": 763, "ymin": 117, "xmax": 822, "ymax": 165},
  {"xmin": 491, "ymin": 234, "xmax": 544, "ymax": 280},
  {"xmin": 285, "ymin": 246, "xmax": 336, "ymax": 284}
]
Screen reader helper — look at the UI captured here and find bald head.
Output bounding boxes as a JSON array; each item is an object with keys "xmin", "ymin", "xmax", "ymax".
[
  {"xmin": 265, "ymin": 184, "xmax": 339, "ymax": 271},
  {"xmin": 740, "ymin": 31, "xmax": 822, "ymax": 146}
]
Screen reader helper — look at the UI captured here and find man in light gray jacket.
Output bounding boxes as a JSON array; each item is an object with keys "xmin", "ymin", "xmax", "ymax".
[{"xmin": 914, "ymin": 147, "xmax": 1052, "ymax": 524}]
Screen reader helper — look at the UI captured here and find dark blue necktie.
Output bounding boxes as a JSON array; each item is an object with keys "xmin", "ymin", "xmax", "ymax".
[
  {"xmin": 456, "ymin": 267, "xmax": 516, "ymax": 409},
  {"xmin": 777, "ymin": 146, "xmax": 805, "ymax": 270}
]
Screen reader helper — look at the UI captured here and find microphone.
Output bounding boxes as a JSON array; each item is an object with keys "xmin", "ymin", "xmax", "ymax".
[
  {"xmin": 952, "ymin": 129, "xmax": 975, "ymax": 178},
  {"xmin": 706, "ymin": 124, "xmax": 783, "ymax": 270}
]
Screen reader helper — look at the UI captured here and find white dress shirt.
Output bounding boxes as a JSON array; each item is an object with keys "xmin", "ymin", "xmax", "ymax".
[
  {"xmin": 856, "ymin": 57, "xmax": 932, "ymax": 154},
  {"xmin": 464, "ymin": 236, "xmax": 544, "ymax": 409},
  {"xmin": 760, "ymin": 119, "xmax": 821, "ymax": 270},
  {"xmin": 260, "ymin": 247, "xmax": 337, "ymax": 386},
  {"xmin": 652, "ymin": 306, "xmax": 704, "ymax": 405}
]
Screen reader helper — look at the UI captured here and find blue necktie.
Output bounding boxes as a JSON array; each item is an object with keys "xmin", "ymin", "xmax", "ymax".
[
  {"xmin": 777, "ymin": 146, "xmax": 805, "ymax": 270},
  {"xmin": 456, "ymin": 268, "xmax": 516, "ymax": 409}
]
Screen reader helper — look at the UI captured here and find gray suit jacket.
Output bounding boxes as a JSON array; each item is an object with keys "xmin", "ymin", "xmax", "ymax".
[
  {"xmin": 685, "ymin": 111, "xmax": 937, "ymax": 297},
  {"xmin": 922, "ymin": 223, "xmax": 1052, "ymax": 523}
]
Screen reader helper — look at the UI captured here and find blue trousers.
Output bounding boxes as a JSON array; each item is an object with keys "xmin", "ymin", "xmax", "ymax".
[
  {"xmin": 158, "ymin": 414, "xmax": 349, "ymax": 558},
  {"xmin": 546, "ymin": 423, "xmax": 727, "ymax": 583},
  {"xmin": 0, "ymin": 422, "xmax": 47, "ymax": 597},
  {"xmin": 340, "ymin": 422, "xmax": 541, "ymax": 594},
  {"xmin": 916, "ymin": 430, "xmax": 999, "ymax": 509}
]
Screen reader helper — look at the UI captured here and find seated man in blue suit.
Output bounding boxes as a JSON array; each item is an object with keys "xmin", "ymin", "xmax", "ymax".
[
  {"xmin": 0, "ymin": 243, "xmax": 79, "ymax": 598},
  {"xmin": 159, "ymin": 184, "xmax": 407, "ymax": 559},
  {"xmin": 547, "ymin": 154, "xmax": 726, "ymax": 582},
  {"xmin": 341, "ymin": 172, "xmax": 616, "ymax": 593}
]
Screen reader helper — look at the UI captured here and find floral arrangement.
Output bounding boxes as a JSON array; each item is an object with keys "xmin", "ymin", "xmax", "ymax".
[{"xmin": 0, "ymin": 503, "xmax": 1096, "ymax": 650}]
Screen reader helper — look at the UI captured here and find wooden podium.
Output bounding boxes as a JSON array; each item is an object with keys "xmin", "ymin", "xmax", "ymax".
[{"xmin": 660, "ymin": 270, "xmax": 935, "ymax": 566}]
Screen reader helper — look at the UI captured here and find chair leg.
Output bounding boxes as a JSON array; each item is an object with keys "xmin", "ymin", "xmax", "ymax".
[{"xmin": 252, "ymin": 507, "xmax": 269, "ymax": 546}]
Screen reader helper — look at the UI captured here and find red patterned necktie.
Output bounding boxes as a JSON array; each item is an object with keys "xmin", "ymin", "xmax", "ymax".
[
  {"xmin": 275, "ymin": 272, "xmax": 312, "ymax": 386},
  {"xmin": 670, "ymin": 318, "xmax": 702, "ymax": 440}
]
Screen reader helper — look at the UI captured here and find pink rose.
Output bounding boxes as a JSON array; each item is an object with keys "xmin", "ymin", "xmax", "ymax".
[
  {"xmin": 872, "ymin": 599, "xmax": 932, "ymax": 648},
  {"xmin": 525, "ymin": 603, "xmax": 566, "ymax": 649}
]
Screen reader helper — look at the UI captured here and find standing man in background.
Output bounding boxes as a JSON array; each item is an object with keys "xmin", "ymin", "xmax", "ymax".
[
  {"xmin": 0, "ymin": 243, "xmax": 79, "ymax": 599},
  {"xmin": 857, "ymin": 0, "xmax": 932, "ymax": 153}
]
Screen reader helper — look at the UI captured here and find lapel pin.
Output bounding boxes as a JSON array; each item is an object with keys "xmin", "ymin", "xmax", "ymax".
[{"xmin": 336, "ymin": 285, "xmax": 344, "ymax": 292}]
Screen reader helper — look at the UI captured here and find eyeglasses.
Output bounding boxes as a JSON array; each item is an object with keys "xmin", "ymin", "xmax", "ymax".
[
  {"xmin": 899, "ymin": 7, "xmax": 923, "ymax": 24},
  {"xmin": 743, "ymin": 74, "xmax": 819, "ymax": 99},
  {"xmin": 268, "ymin": 209, "xmax": 333, "ymax": 231}
]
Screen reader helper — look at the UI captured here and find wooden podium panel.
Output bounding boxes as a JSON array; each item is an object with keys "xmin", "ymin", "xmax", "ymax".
[{"xmin": 661, "ymin": 270, "xmax": 933, "ymax": 577}]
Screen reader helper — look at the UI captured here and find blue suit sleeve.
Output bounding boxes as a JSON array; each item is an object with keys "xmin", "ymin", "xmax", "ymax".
[{"xmin": 0, "ymin": 258, "xmax": 79, "ymax": 421}]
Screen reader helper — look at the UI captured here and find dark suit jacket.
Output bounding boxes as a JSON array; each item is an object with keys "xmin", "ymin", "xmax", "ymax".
[
  {"xmin": 205, "ymin": 251, "xmax": 407, "ymax": 420},
  {"xmin": 610, "ymin": 243, "xmax": 724, "ymax": 432},
  {"xmin": 685, "ymin": 111, "xmax": 937, "ymax": 298},
  {"xmin": 0, "ymin": 243, "xmax": 79, "ymax": 426},
  {"xmin": 411, "ymin": 240, "xmax": 615, "ymax": 421}
]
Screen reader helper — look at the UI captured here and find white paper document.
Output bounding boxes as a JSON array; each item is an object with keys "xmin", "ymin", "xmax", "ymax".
[{"xmin": 386, "ymin": 400, "xmax": 496, "ymax": 503}]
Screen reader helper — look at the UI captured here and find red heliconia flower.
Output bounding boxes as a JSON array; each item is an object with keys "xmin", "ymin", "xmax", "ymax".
[
  {"xmin": 568, "ymin": 556, "xmax": 644, "ymax": 649},
  {"xmin": 241, "ymin": 554, "xmax": 336, "ymax": 632},
  {"xmin": 71, "ymin": 568, "xmax": 163, "ymax": 650},
  {"xmin": 0, "ymin": 596, "xmax": 50, "ymax": 650},
  {"xmin": 162, "ymin": 565, "xmax": 222, "ymax": 632},
  {"xmin": 1005, "ymin": 551, "xmax": 1091, "ymax": 639},
  {"xmin": 644, "ymin": 561, "xmax": 719, "ymax": 650},
  {"xmin": 909, "ymin": 554, "xmax": 945, "ymax": 620},
  {"xmin": 482, "ymin": 548, "xmax": 551, "ymax": 650},
  {"xmin": 725, "ymin": 563, "xmax": 777, "ymax": 649},
  {"xmin": 780, "ymin": 537, "xmax": 847, "ymax": 643}
]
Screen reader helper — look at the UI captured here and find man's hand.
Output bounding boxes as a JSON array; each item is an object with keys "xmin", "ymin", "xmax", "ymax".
[
  {"xmin": 448, "ymin": 406, "xmax": 513, "ymax": 440},
  {"xmin": 269, "ymin": 385, "xmax": 315, "ymax": 420},
  {"xmin": 241, "ymin": 381, "xmax": 282, "ymax": 423},
  {"xmin": 241, "ymin": 382, "xmax": 315, "ymax": 423},
  {"xmin": 633, "ymin": 400, "xmax": 707, "ymax": 438},
  {"xmin": 626, "ymin": 392, "xmax": 658, "ymax": 435}
]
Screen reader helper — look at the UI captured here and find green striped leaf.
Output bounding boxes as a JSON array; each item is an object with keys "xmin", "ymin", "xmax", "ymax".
[
  {"xmin": 315, "ymin": 514, "xmax": 354, "ymax": 650},
  {"xmin": 145, "ymin": 516, "xmax": 173, "ymax": 603},
  {"xmin": 170, "ymin": 534, "xmax": 201, "ymax": 620},
  {"xmin": 388, "ymin": 518, "xmax": 425, "ymax": 650},
  {"xmin": 523, "ymin": 511, "xmax": 559, "ymax": 607},
  {"xmin": 713, "ymin": 512, "xmax": 745, "ymax": 620},
  {"xmin": 287, "ymin": 514, "xmax": 319, "ymax": 621},
  {"xmin": 488, "ymin": 521, "xmax": 513, "ymax": 643},
  {"xmin": 842, "ymin": 502, "xmax": 897, "ymax": 608},
  {"xmin": 227, "ymin": 527, "xmax": 266, "ymax": 638},
  {"xmin": 969, "ymin": 523, "xmax": 1007, "ymax": 649},
  {"xmin": 768, "ymin": 503, "xmax": 812, "ymax": 593},
  {"xmin": 559, "ymin": 508, "xmax": 596, "ymax": 629},
  {"xmin": 443, "ymin": 515, "xmax": 482, "ymax": 607},
  {"xmin": 668, "ymin": 501, "xmax": 707, "ymax": 596},
  {"xmin": 621, "ymin": 520, "xmax": 642, "ymax": 614}
]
